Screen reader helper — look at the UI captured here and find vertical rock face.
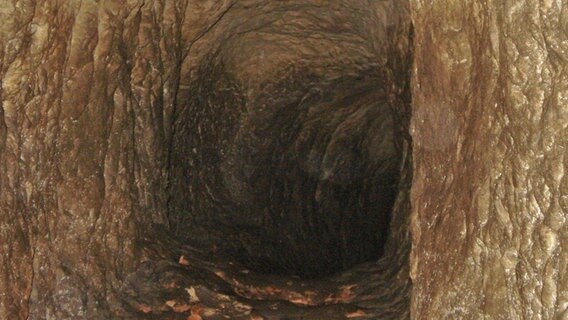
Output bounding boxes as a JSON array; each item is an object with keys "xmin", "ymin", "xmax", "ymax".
[
  {"xmin": 410, "ymin": 1, "xmax": 567, "ymax": 319},
  {"xmin": 0, "ymin": 1, "xmax": 212, "ymax": 318},
  {"xmin": 2, "ymin": 0, "xmax": 564, "ymax": 319},
  {"xmin": 0, "ymin": 1, "xmax": 412, "ymax": 319}
]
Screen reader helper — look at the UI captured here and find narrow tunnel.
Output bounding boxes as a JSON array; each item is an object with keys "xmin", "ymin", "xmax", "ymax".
[
  {"xmin": 163, "ymin": 1, "xmax": 412, "ymax": 277},
  {"xmin": 2, "ymin": 1, "xmax": 414, "ymax": 319},
  {"xmin": 157, "ymin": 2, "xmax": 413, "ymax": 317},
  {"xmin": 2, "ymin": 0, "xmax": 564, "ymax": 319},
  {"xmin": 167, "ymin": 32, "xmax": 409, "ymax": 279}
]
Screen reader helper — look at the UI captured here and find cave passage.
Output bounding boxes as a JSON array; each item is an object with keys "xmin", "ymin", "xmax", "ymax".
[
  {"xmin": 2, "ymin": 1, "xmax": 566, "ymax": 319},
  {"xmin": 169, "ymin": 66, "xmax": 402, "ymax": 279},
  {"xmin": 0, "ymin": 1, "xmax": 413, "ymax": 319},
  {"xmin": 165, "ymin": 2, "xmax": 410, "ymax": 281},
  {"xmin": 141, "ymin": 2, "xmax": 416, "ymax": 319}
]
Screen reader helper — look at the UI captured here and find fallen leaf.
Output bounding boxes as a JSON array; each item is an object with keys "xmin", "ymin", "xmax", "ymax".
[
  {"xmin": 263, "ymin": 286, "xmax": 282, "ymax": 295},
  {"xmin": 233, "ymin": 301, "xmax": 252, "ymax": 312},
  {"xmin": 138, "ymin": 304, "xmax": 152, "ymax": 313},
  {"xmin": 191, "ymin": 304, "xmax": 204, "ymax": 315},
  {"xmin": 179, "ymin": 255, "xmax": 190, "ymax": 265},
  {"xmin": 303, "ymin": 290, "xmax": 317, "ymax": 298},
  {"xmin": 346, "ymin": 309, "xmax": 366, "ymax": 318},
  {"xmin": 202, "ymin": 307, "xmax": 218, "ymax": 317},
  {"xmin": 165, "ymin": 300, "xmax": 192, "ymax": 313},
  {"xmin": 185, "ymin": 287, "xmax": 200, "ymax": 302},
  {"xmin": 324, "ymin": 285, "xmax": 357, "ymax": 304},
  {"xmin": 289, "ymin": 296, "xmax": 311, "ymax": 306},
  {"xmin": 288, "ymin": 290, "xmax": 317, "ymax": 305},
  {"xmin": 339, "ymin": 285, "xmax": 356, "ymax": 300},
  {"xmin": 174, "ymin": 304, "xmax": 192, "ymax": 313}
]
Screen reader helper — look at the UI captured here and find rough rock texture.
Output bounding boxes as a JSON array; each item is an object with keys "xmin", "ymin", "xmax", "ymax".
[
  {"xmin": 410, "ymin": 1, "xmax": 568, "ymax": 319},
  {"xmin": 0, "ymin": 1, "xmax": 412, "ymax": 319},
  {"xmin": 3, "ymin": 0, "xmax": 564, "ymax": 319}
]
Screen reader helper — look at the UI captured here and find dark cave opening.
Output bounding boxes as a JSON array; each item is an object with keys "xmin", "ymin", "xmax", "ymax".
[
  {"xmin": 5, "ymin": 1, "xmax": 563, "ymax": 319},
  {"xmin": 166, "ymin": 60, "xmax": 406, "ymax": 279},
  {"xmin": 164, "ymin": 0, "xmax": 412, "ymax": 285},
  {"xmin": 0, "ymin": 1, "xmax": 415, "ymax": 318}
]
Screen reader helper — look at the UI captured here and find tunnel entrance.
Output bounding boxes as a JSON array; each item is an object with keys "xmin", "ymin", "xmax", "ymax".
[
  {"xmin": 156, "ymin": 2, "xmax": 413, "ymax": 318},
  {"xmin": 168, "ymin": 64, "xmax": 402, "ymax": 279}
]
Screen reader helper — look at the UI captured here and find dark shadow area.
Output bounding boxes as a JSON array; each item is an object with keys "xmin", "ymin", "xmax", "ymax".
[
  {"xmin": 164, "ymin": 3, "xmax": 412, "ymax": 283},
  {"xmin": 138, "ymin": 1, "xmax": 416, "ymax": 318},
  {"xmin": 168, "ymin": 62, "xmax": 402, "ymax": 278}
]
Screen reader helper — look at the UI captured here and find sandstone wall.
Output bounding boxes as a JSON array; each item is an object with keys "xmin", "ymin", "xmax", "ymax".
[{"xmin": 410, "ymin": 1, "xmax": 567, "ymax": 318}]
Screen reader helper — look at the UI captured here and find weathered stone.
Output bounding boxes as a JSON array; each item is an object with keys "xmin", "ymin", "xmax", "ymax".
[
  {"xmin": 1, "ymin": 0, "xmax": 565, "ymax": 319},
  {"xmin": 410, "ymin": 1, "xmax": 567, "ymax": 319},
  {"xmin": 1, "ymin": 1, "xmax": 411, "ymax": 319}
]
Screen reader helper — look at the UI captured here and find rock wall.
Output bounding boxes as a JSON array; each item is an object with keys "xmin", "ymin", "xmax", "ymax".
[
  {"xmin": 0, "ymin": 1, "xmax": 221, "ymax": 318},
  {"xmin": 1, "ymin": 0, "xmax": 565, "ymax": 319},
  {"xmin": 0, "ymin": 1, "xmax": 412, "ymax": 319},
  {"xmin": 410, "ymin": 1, "xmax": 567, "ymax": 318}
]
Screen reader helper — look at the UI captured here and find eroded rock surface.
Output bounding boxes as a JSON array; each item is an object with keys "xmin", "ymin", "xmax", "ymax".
[
  {"xmin": 410, "ymin": 1, "xmax": 568, "ymax": 319},
  {"xmin": 2, "ymin": 0, "xmax": 564, "ymax": 319},
  {"xmin": 0, "ymin": 1, "xmax": 411, "ymax": 319}
]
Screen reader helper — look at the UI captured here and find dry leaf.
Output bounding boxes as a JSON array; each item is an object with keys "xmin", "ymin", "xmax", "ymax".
[
  {"xmin": 339, "ymin": 285, "xmax": 356, "ymax": 299},
  {"xmin": 185, "ymin": 287, "xmax": 200, "ymax": 302},
  {"xmin": 179, "ymin": 255, "xmax": 190, "ymax": 265},
  {"xmin": 263, "ymin": 286, "xmax": 282, "ymax": 295},
  {"xmin": 346, "ymin": 309, "xmax": 366, "ymax": 318},
  {"xmin": 303, "ymin": 290, "xmax": 317, "ymax": 298},
  {"xmin": 174, "ymin": 304, "xmax": 192, "ymax": 313},
  {"xmin": 324, "ymin": 285, "xmax": 357, "ymax": 304},
  {"xmin": 191, "ymin": 304, "xmax": 204, "ymax": 315},
  {"xmin": 138, "ymin": 304, "xmax": 152, "ymax": 313},
  {"xmin": 165, "ymin": 300, "xmax": 191, "ymax": 313},
  {"xmin": 202, "ymin": 307, "xmax": 218, "ymax": 317}
]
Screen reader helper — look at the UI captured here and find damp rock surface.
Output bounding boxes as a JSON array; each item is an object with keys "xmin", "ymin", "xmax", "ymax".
[
  {"xmin": 0, "ymin": 1, "xmax": 411, "ymax": 319},
  {"xmin": 410, "ymin": 1, "xmax": 568, "ymax": 319},
  {"xmin": 1, "ymin": 0, "xmax": 566, "ymax": 319}
]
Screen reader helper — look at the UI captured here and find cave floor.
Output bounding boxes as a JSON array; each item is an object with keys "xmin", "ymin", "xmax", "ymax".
[{"xmin": 116, "ymin": 227, "xmax": 410, "ymax": 320}]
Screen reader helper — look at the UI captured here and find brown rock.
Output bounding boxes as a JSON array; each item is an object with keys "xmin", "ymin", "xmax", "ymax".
[{"xmin": 0, "ymin": 1, "xmax": 564, "ymax": 319}]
